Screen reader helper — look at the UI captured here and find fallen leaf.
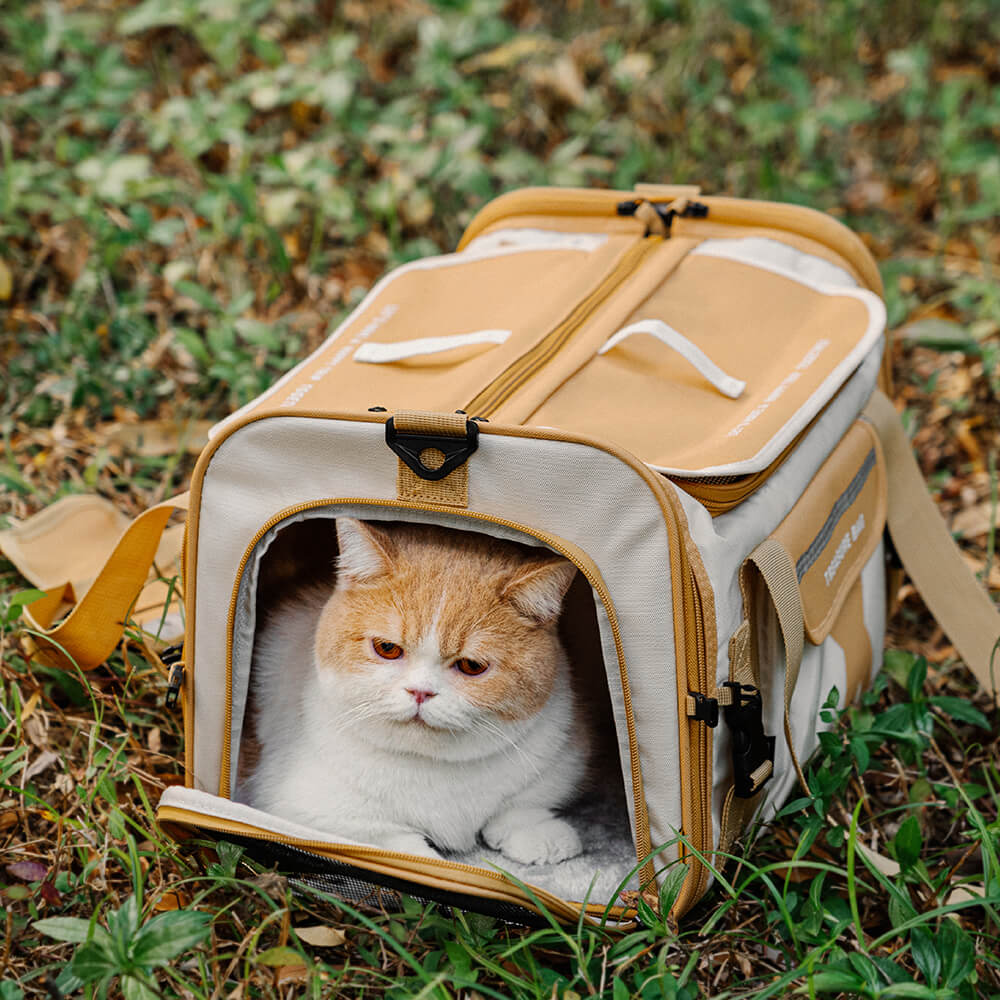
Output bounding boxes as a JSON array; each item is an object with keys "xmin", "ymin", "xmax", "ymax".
[
  {"xmin": 275, "ymin": 964, "xmax": 310, "ymax": 985},
  {"xmin": 39, "ymin": 880, "xmax": 62, "ymax": 905},
  {"xmin": 295, "ymin": 925, "xmax": 347, "ymax": 948},
  {"xmin": 102, "ymin": 420, "xmax": 212, "ymax": 457},
  {"xmin": 952, "ymin": 501, "xmax": 998, "ymax": 539},
  {"xmin": 7, "ymin": 860, "xmax": 48, "ymax": 882},
  {"xmin": 24, "ymin": 750, "xmax": 59, "ymax": 782},
  {"xmin": 153, "ymin": 888, "xmax": 191, "ymax": 912},
  {"xmin": 855, "ymin": 841, "xmax": 900, "ymax": 877},
  {"xmin": 20, "ymin": 689, "xmax": 41, "ymax": 722},
  {"xmin": 0, "ymin": 258, "xmax": 12, "ymax": 300},
  {"xmin": 256, "ymin": 945, "xmax": 306, "ymax": 967}
]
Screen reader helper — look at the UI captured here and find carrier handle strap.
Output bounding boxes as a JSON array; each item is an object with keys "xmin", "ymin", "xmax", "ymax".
[
  {"xmin": 19, "ymin": 494, "xmax": 190, "ymax": 672},
  {"xmin": 863, "ymin": 390, "xmax": 1000, "ymax": 700},
  {"xmin": 597, "ymin": 320, "xmax": 747, "ymax": 399}
]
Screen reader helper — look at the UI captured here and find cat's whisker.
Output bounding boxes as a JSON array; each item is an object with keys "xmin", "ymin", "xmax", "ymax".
[{"xmin": 472, "ymin": 717, "xmax": 541, "ymax": 777}]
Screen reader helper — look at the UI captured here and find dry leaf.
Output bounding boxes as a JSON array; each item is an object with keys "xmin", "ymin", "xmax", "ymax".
[
  {"xmin": 0, "ymin": 258, "xmax": 12, "ymax": 300},
  {"xmin": 952, "ymin": 501, "xmax": 998, "ymax": 539},
  {"xmin": 103, "ymin": 419, "xmax": 212, "ymax": 457},
  {"xmin": 24, "ymin": 750, "xmax": 59, "ymax": 782},
  {"xmin": 295, "ymin": 925, "xmax": 347, "ymax": 948},
  {"xmin": 20, "ymin": 689, "xmax": 41, "ymax": 722},
  {"xmin": 275, "ymin": 964, "xmax": 310, "ymax": 985},
  {"xmin": 153, "ymin": 888, "xmax": 191, "ymax": 912},
  {"xmin": 7, "ymin": 860, "xmax": 48, "ymax": 882},
  {"xmin": 855, "ymin": 841, "xmax": 900, "ymax": 876}
]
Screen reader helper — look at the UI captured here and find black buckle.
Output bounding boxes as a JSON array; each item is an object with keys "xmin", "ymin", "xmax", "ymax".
[
  {"xmin": 689, "ymin": 691, "xmax": 719, "ymax": 728},
  {"xmin": 165, "ymin": 662, "xmax": 185, "ymax": 709},
  {"xmin": 722, "ymin": 681, "xmax": 775, "ymax": 798},
  {"xmin": 385, "ymin": 416, "xmax": 479, "ymax": 482},
  {"xmin": 160, "ymin": 642, "xmax": 184, "ymax": 666}
]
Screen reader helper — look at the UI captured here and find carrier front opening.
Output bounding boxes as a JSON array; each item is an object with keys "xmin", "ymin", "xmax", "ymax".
[{"xmin": 215, "ymin": 505, "xmax": 645, "ymax": 909}]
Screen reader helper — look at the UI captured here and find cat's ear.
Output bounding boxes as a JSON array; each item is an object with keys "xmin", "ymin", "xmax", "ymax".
[
  {"xmin": 336, "ymin": 518, "xmax": 395, "ymax": 582},
  {"xmin": 502, "ymin": 557, "xmax": 576, "ymax": 624}
]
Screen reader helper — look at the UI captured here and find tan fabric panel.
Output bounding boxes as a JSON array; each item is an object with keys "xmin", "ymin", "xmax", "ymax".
[
  {"xmin": 231, "ymin": 236, "xmax": 638, "ymax": 422},
  {"xmin": 528, "ymin": 254, "xmax": 880, "ymax": 474},
  {"xmin": 829, "ymin": 579, "xmax": 871, "ymax": 702},
  {"xmin": 771, "ymin": 421, "xmax": 886, "ymax": 644}
]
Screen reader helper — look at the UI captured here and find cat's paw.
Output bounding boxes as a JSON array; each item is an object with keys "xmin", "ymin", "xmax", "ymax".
[
  {"xmin": 482, "ymin": 809, "xmax": 582, "ymax": 866},
  {"xmin": 380, "ymin": 830, "xmax": 443, "ymax": 860}
]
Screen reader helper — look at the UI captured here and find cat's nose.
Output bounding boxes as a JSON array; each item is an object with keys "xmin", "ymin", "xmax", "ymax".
[{"xmin": 406, "ymin": 688, "xmax": 436, "ymax": 705}]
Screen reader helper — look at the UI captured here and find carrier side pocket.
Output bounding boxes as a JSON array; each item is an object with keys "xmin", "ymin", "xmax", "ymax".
[{"xmin": 719, "ymin": 421, "xmax": 888, "ymax": 851}]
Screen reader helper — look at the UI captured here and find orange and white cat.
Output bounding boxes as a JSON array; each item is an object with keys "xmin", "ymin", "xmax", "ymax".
[{"xmin": 237, "ymin": 518, "xmax": 588, "ymax": 865}]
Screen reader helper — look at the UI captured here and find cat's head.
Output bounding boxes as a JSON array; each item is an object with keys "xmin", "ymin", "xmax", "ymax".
[{"xmin": 313, "ymin": 518, "xmax": 577, "ymax": 759}]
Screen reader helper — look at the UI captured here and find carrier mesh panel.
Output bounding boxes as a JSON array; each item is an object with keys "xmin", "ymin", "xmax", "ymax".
[{"xmin": 228, "ymin": 835, "xmax": 549, "ymax": 928}]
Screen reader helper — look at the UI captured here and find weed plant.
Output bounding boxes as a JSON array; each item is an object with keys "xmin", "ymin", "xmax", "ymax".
[{"xmin": 2, "ymin": 0, "xmax": 999, "ymax": 996}]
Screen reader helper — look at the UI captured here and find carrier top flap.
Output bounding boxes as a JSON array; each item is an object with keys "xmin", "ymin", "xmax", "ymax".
[
  {"xmin": 525, "ymin": 235, "xmax": 886, "ymax": 478},
  {"xmin": 210, "ymin": 222, "xmax": 657, "ymax": 439}
]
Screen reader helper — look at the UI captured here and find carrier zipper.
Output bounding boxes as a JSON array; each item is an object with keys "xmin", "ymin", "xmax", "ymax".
[
  {"xmin": 465, "ymin": 236, "xmax": 662, "ymax": 418},
  {"xmin": 688, "ymin": 571, "xmax": 713, "ymax": 905},
  {"xmin": 218, "ymin": 497, "xmax": 655, "ymax": 890}
]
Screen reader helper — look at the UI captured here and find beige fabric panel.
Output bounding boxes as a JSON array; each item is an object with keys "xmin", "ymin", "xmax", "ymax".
[
  {"xmin": 771, "ymin": 421, "xmax": 887, "ymax": 643},
  {"xmin": 211, "ymin": 236, "xmax": 638, "ymax": 437},
  {"xmin": 487, "ymin": 237, "xmax": 700, "ymax": 424},
  {"xmin": 528, "ymin": 253, "xmax": 883, "ymax": 475},
  {"xmin": 191, "ymin": 417, "xmax": 684, "ymax": 863}
]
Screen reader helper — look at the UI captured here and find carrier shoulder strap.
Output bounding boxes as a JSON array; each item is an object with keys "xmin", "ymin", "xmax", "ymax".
[
  {"xmin": 863, "ymin": 390, "xmax": 1000, "ymax": 700},
  {"xmin": 8, "ymin": 494, "xmax": 190, "ymax": 672}
]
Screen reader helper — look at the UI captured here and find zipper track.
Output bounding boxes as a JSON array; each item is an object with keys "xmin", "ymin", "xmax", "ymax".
[
  {"xmin": 465, "ymin": 236, "xmax": 662, "ymax": 417},
  {"xmin": 219, "ymin": 498, "xmax": 655, "ymax": 889},
  {"xmin": 689, "ymin": 573, "xmax": 712, "ymax": 904}
]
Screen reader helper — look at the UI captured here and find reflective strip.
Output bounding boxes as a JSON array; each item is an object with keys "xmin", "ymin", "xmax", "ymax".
[
  {"xmin": 598, "ymin": 319, "xmax": 746, "ymax": 399},
  {"xmin": 353, "ymin": 329, "xmax": 511, "ymax": 364},
  {"xmin": 796, "ymin": 448, "xmax": 876, "ymax": 581}
]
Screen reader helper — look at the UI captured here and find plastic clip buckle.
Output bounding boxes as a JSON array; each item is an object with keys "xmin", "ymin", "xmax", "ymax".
[
  {"xmin": 385, "ymin": 416, "xmax": 479, "ymax": 482},
  {"xmin": 689, "ymin": 691, "xmax": 719, "ymax": 728},
  {"xmin": 722, "ymin": 681, "xmax": 775, "ymax": 799}
]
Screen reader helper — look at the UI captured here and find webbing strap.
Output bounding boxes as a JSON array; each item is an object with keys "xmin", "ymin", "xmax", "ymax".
[
  {"xmin": 741, "ymin": 538, "xmax": 810, "ymax": 797},
  {"xmin": 863, "ymin": 390, "xmax": 1000, "ymax": 701},
  {"xmin": 22, "ymin": 494, "xmax": 189, "ymax": 671},
  {"xmin": 718, "ymin": 540, "xmax": 808, "ymax": 854}
]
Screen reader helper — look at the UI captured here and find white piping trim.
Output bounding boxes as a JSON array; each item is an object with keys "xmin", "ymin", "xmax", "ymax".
[
  {"xmin": 598, "ymin": 320, "xmax": 746, "ymax": 399},
  {"xmin": 352, "ymin": 329, "xmax": 511, "ymax": 364},
  {"xmin": 692, "ymin": 236, "xmax": 859, "ymax": 288}
]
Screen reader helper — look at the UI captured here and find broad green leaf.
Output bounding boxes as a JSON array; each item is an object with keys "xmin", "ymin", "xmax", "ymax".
[
  {"xmin": 901, "ymin": 318, "xmax": 980, "ymax": 354},
  {"xmin": 69, "ymin": 940, "xmax": 118, "ymax": 981},
  {"xmin": 893, "ymin": 816, "xmax": 923, "ymax": 868},
  {"xmin": 33, "ymin": 916, "xmax": 99, "ymax": 944},
  {"xmin": 883, "ymin": 649, "xmax": 919, "ymax": 688},
  {"xmin": 910, "ymin": 926, "xmax": 941, "ymax": 987},
  {"xmin": 939, "ymin": 920, "xmax": 976, "ymax": 990},
  {"xmin": 0, "ymin": 982, "xmax": 25, "ymax": 1000},
  {"xmin": 108, "ymin": 895, "xmax": 140, "ymax": 959},
  {"xmin": 811, "ymin": 969, "xmax": 867, "ymax": 992},
  {"xmin": 929, "ymin": 697, "xmax": 990, "ymax": 730},
  {"xmin": 122, "ymin": 974, "xmax": 160, "ymax": 1000},
  {"xmin": 130, "ymin": 910, "xmax": 211, "ymax": 965},
  {"xmin": 880, "ymin": 985, "xmax": 944, "ymax": 998}
]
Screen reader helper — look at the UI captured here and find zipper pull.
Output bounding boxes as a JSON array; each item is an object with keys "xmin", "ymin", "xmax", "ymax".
[
  {"xmin": 160, "ymin": 643, "xmax": 185, "ymax": 709},
  {"xmin": 617, "ymin": 197, "xmax": 709, "ymax": 235}
]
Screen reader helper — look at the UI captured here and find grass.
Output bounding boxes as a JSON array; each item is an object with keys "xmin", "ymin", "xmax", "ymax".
[{"xmin": 2, "ymin": 0, "xmax": 999, "ymax": 995}]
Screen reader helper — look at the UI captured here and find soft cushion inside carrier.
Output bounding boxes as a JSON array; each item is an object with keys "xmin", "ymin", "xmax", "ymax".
[{"xmin": 227, "ymin": 507, "xmax": 640, "ymax": 905}]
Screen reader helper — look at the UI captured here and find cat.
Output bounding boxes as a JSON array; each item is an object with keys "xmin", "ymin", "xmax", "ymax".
[{"xmin": 236, "ymin": 517, "xmax": 589, "ymax": 866}]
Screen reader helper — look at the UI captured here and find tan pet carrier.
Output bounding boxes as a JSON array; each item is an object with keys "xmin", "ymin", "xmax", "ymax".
[{"xmin": 9, "ymin": 184, "xmax": 999, "ymax": 925}]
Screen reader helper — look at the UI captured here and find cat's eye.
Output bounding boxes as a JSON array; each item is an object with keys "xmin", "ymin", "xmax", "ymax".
[
  {"xmin": 372, "ymin": 639, "xmax": 404, "ymax": 660},
  {"xmin": 453, "ymin": 657, "xmax": 488, "ymax": 676}
]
